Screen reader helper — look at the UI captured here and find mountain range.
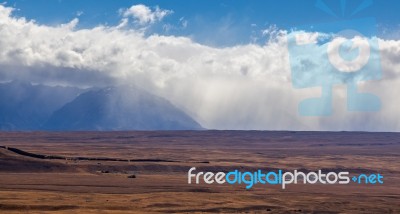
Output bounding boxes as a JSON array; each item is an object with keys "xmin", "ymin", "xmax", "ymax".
[{"xmin": 0, "ymin": 81, "xmax": 202, "ymax": 131}]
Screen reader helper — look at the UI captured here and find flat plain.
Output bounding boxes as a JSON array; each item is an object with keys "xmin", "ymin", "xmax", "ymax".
[{"xmin": 0, "ymin": 131, "xmax": 399, "ymax": 213}]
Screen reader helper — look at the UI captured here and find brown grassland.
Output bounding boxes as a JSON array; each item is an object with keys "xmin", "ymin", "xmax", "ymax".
[{"xmin": 0, "ymin": 131, "xmax": 399, "ymax": 213}]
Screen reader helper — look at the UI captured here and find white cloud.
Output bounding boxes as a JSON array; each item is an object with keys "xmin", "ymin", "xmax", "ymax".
[
  {"xmin": 1, "ymin": 5, "xmax": 400, "ymax": 131},
  {"xmin": 179, "ymin": 17, "xmax": 188, "ymax": 28},
  {"xmin": 295, "ymin": 32, "xmax": 320, "ymax": 45},
  {"xmin": 122, "ymin": 4, "xmax": 172, "ymax": 25},
  {"xmin": 76, "ymin": 11, "xmax": 83, "ymax": 17}
]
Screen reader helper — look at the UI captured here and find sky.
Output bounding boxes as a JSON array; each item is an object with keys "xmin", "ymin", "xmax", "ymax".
[
  {"xmin": 0, "ymin": 0, "xmax": 400, "ymax": 131},
  {"xmin": 4, "ymin": 0, "xmax": 400, "ymax": 46}
]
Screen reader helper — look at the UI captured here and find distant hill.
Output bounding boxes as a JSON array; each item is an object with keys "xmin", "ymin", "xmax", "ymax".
[
  {"xmin": 0, "ymin": 81, "xmax": 202, "ymax": 131},
  {"xmin": 0, "ymin": 81, "xmax": 83, "ymax": 130},
  {"xmin": 42, "ymin": 86, "xmax": 202, "ymax": 131}
]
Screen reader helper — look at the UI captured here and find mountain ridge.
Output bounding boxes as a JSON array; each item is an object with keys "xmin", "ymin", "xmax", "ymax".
[{"xmin": 0, "ymin": 82, "xmax": 202, "ymax": 131}]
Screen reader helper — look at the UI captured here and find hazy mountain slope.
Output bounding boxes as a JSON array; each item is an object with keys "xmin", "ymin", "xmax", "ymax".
[
  {"xmin": 0, "ymin": 81, "xmax": 83, "ymax": 130},
  {"xmin": 43, "ymin": 86, "xmax": 202, "ymax": 131}
]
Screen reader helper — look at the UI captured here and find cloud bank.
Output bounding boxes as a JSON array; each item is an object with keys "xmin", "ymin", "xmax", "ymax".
[{"xmin": 1, "ymin": 4, "xmax": 400, "ymax": 131}]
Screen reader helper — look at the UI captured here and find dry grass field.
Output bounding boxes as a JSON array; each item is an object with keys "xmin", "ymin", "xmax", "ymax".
[{"xmin": 0, "ymin": 131, "xmax": 399, "ymax": 213}]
